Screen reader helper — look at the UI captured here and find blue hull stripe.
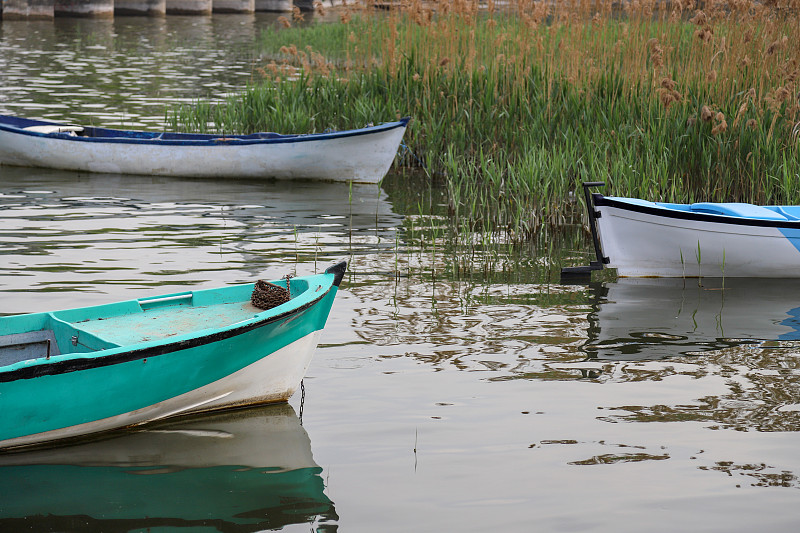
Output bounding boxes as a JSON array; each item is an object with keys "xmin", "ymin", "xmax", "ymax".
[
  {"xmin": 778, "ymin": 227, "xmax": 800, "ymax": 254},
  {"xmin": 596, "ymin": 195, "xmax": 800, "ymax": 230}
]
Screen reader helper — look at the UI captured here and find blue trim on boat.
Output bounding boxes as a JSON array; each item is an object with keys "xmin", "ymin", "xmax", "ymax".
[
  {"xmin": 595, "ymin": 195, "xmax": 800, "ymax": 229},
  {"xmin": 689, "ymin": 202, "xmax": 787, "ymax": 220},
  {"xmin": 778, "ymin": 227, "xmax": 800, "ymax": 254},
  {"xmin": 0, "ymin": 115, "xmax": 411, "ymax": 147}
]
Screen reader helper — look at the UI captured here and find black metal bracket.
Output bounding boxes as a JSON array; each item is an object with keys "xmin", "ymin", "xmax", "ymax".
[
  {"xmin": 561, "ymin": 182, "xmax": 610, "ymax": 280},
  {"xmin": 325, "ymin": 261, "xmax": 348, "ymax": 287}
]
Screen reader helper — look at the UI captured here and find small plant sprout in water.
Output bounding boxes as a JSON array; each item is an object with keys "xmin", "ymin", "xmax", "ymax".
[
  {"xmin": 680, "ymin": 248, "xmax": 685, "ymax": 282},
  {"xmin": 348, "ymin": 180, "xmax": 353, "ymax": 249},
  {"xmin": 721, "ymin": 249, "xmax": 726, "ymax": 290},
  {"xmin": 695, "ymin": 240, "xmax": 702, "ymax": 287}
]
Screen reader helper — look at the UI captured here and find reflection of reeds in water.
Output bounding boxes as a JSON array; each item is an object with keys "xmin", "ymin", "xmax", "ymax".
[
  {"xmin": 388, "ymin": 176, "xmax": 590, "ymax": 284},
  {"xmin": 168, "ymin": 0, "xmax": 800, "ymax": 238}
]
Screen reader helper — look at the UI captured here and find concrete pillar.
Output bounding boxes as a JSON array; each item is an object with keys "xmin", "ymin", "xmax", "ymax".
[
  {"xmin": 166, "ymin": 0, "xmax": 211, "ymax": 14},
  {"xmin": 115, "ymin": 0, "xmax": 166, "ymax": 15},
  {"xmin": 54, "ymin": 0, "xmax": 114, "ymax": 16},
  {"xmin": 212, "ymin": 0, "xmax": 252, "ymax": 12},
  {"xmin": 2, "ymin": 0, "xmax": 33, "ymax": 19},
  {"xmin": 254, "ymin": 0, "xmax": 291, "ymax": 11},
  {"xmin": 28, "ymin": 0, "xmax": 54, "ymax": 16},
  {"xmin": 2, "ymin": 0, "xmax": 55, "ymax": 18}
]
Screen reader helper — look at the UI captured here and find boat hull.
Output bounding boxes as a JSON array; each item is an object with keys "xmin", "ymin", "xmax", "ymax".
[
  {"xmin": 0, "ymin": 330, "xmax": 321, "ymax": 450},
  {"xmin": 0, "ymin": 115, "xmax": 409, "ymax": 183},
  {"xmin": 595, "ymin": 197, "xmax": 800, "ymax": 278},
  {"xmin": 0, "ymin": 263, "xmax": 345, "ymax": 450}
]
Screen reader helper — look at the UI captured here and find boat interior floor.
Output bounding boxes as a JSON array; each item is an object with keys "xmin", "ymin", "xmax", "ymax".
[
  {"xmin": 74, "ymin": 301, "xmax": 263, "ymax": 347},
  {"xmin": 0, "ymin": 300, "xmax": 265, "ymax": 366}
]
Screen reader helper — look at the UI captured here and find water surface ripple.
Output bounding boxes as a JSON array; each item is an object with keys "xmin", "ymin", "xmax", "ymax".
[{"xmin": 2, "ymin": 16, "xmax": 800, "ymax": 533}]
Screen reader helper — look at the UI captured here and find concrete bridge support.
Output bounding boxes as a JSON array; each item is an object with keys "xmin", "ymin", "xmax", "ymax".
[
  {"xmin": 165, "ymin": 0, "xmax": 211, "ymax": 13},
  {"xmin": 212, "ymin": 0, "xmax": 252, "ymax": 12},
  {"xmin": 254, "ymin": 0, "xmax": 290, "ymax": 11},
  {"xmin": 2, "ymin": 0, "xmax": 55, "ymax": 18},
  {"xmin": 115, "ymin": 0, "xmax": 165, "ymax": 15},
  {"xmin": 1, "ymin": 0, "xmax": 335, "ymax": 18},
  {"xmin": 54, "ymin": 0, "xmax": 114, "ymax": 16}
]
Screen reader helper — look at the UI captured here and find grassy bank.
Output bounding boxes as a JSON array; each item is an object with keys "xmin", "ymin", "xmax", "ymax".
[{"xmin": 167, "ymin": 0, "xmax": 800, "ymax": 239}]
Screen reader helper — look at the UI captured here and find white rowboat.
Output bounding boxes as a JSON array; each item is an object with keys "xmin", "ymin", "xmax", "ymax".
[{"xmin": 0, "ymin": 114, "xmax": 410, "ymax": 183}]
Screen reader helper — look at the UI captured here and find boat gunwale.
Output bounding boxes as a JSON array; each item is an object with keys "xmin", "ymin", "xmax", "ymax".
[
  {"xmin": 595, "ymin": 194, "xmax": 800, "ymax": 229},
  {"xmin": 0, "ymin": 116, "xmax": 411, "ymax": 147},
  {"xmin": 0, "ymin": 273, "xmax": 337, "ymax": 384}
]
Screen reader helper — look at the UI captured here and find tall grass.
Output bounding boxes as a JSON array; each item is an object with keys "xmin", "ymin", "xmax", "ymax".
[{"xmin": 167, "ymin": 0, "xmax": 800, "ymax": 239}]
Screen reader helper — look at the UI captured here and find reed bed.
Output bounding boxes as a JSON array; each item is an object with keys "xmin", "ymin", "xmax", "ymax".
[{"xmin": 167, "ymin": 0, "xmax": 800, "ymax": 240}]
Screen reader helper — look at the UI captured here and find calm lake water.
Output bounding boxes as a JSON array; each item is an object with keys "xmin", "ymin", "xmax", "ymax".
[{"xmin": 3, "ymin": 15, "xmax": 800, "ymax": 533}]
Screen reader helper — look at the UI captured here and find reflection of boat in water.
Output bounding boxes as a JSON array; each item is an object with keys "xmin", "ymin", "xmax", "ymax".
[
  {"xmin": 0, "ymin": 403, "xmax": 337, "ymax": 531},
  {"xmin": 585, "ymin": 278, "xmax": 800, "ymax": 360},
  {"xmin": 0, "ymin": 166, "xmax": 401, "ymax": 232},
  {"xmin": 0, "ymin": 168, "xmax": 402, "ymax": 310}
]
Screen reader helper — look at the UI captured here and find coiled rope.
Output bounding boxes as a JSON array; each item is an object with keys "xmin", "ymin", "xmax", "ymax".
[{"xmin": 251, "ymin": 275, "xmax": 293, "ymax": 310}]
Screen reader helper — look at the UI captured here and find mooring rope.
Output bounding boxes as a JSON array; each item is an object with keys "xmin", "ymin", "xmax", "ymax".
[{"xmin": 299, "ymin": 379, "xmax": 305, "ymax": 425}]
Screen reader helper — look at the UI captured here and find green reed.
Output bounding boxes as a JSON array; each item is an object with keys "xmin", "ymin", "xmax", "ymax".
[{"xmin": 167, "ymin": 4, "xmax": 800, "ymax": 240}]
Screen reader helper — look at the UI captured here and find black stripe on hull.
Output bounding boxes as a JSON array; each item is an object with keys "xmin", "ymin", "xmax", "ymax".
[
  {"xmin": 595, "ymin": 195, "xmax": 800, "ymax": 230},
  {"xmin": 0, "ymin": 288, "xmax": 332, "ymax": 384}
]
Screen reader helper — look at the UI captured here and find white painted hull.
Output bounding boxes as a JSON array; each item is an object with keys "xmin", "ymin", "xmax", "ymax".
[
  {"xmin": 0, "ymin": 116, "xmax": 409, "ymax": 183},
  {"xmin": 596, "ymin": 203, "xmax": 800, "ymax": 278},
  {"xmin": 0, "ymin": 331, "xmax": 320, "ymax": 450}
]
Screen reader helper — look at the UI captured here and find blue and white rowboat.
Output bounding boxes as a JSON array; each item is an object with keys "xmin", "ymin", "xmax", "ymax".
[
  {"xmin": 565, "ymin": 182, "xmax": 800, "ymax": 278},
  {"xmin": 0, "ymin": 262, "xmax": 346, "ymax": 450},
  {"xmin": 0, "ymin": 114, "xmax": 410, "ymax": 183}
]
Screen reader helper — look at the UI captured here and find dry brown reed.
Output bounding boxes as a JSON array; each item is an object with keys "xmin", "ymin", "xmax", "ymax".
[
  {"xmin": 325, "ymin": 0, "xmax": 800, "ymax": 211},
  {"xmin": 261, "ymin": 0, "xmax": 800, "ymax": 146},
  {"xmin": 322, "ymin": 0, "xmax": 800, "ymax": 132}
]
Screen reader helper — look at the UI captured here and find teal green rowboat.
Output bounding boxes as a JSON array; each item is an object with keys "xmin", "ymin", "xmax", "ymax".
[{"xmin": 0, "ymin": 262, "xmax": 346, "ymax": 450}]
